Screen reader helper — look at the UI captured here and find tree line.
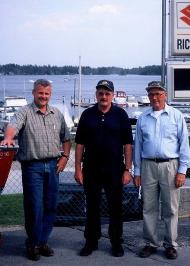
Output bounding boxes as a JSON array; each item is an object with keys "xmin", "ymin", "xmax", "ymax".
[{"xmin": 0, "ymin": 64, "xmax": 162, "ymax": 76}]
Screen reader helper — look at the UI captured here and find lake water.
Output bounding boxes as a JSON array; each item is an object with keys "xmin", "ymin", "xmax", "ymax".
[{"xmin": 0, "ymin": 74, "xmax": 160, "ymax": 120}]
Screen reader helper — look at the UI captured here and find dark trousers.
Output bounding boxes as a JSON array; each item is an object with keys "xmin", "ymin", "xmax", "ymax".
[
  {"xmin": 83, "ymin": 168, "xmax": 123, "ymax": 245},
  {"xmin": 21, "ymin": 159, "xmax": 59, "ymax": 247}
]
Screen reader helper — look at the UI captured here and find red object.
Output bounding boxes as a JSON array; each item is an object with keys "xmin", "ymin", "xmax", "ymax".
[{"xmin": 0, "ymin": 149, "xmax": 16, "ymax": 189}]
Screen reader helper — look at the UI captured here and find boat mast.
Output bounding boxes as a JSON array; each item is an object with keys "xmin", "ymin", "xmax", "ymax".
[{"xmin": 73, "ymin": 78, "xmax": 77, "ymax": 106}]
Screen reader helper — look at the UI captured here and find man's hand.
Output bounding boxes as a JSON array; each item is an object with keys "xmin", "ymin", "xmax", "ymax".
[
  {"xmin": 0, "ymin": 139, "xmax": 15, "ymax": 147},
  {"xmin": 175, "ymin": 173, "xmax": 185, "ymax": 188},
  {"xmin": 74, "ymin": 168, "xmax": 83, "ymax": 185},
  {"xmin": 122, "ymin": 171, "xmax": 132, "ymax": 185},
  {"xmin": 134, "ymin": 175, "xmax": 141, "ymax": 187},
  {"xmin": 56, "ymin": 157, "xmax": 68, "ymax": 174},
  {"xmin": 0, "ymin": 127, "xmax": 16, "ymax": 147}
]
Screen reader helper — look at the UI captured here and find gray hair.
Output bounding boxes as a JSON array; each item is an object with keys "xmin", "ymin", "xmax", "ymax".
[{"xmin": 33, "ymin": 79, "xmax": 52, "ymax": 91}]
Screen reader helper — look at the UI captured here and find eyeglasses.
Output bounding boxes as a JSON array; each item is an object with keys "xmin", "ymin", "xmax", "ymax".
[
  {"xmin": 97, "ymin": 92, "xmax": 112, "ymax": 97},
  {"xmin": 148, "ymin": 92, "xmax": 165, "ymax": 97}
]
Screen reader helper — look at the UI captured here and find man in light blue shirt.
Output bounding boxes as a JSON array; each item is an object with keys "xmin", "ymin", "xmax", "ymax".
[{"xmin": 134, "ymin": 81, "xmax": 190, "ymax": 260}]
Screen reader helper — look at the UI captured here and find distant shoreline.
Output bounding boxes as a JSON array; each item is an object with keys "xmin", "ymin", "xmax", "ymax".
[{"xmin": 0, "ymin": 64, "xmax": 162, "ymax": 76}]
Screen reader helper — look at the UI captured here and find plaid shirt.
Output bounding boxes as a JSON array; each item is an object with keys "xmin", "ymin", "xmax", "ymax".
[{"xmin": 8, "ymin": 102, "xmax": 70, "ymax": 161}]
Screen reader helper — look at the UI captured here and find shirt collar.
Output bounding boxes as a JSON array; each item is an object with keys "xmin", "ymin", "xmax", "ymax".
[
  {"xmin": 95, "ymin": 102, "xmax": 114, "ymax": 114},
  {"xmin": 147, "ymin": 103, "xmax": 169, "ymax": 116},
  {"xmin": 32, "ymin": 102, "xmax": 54, "ymax": 114}
]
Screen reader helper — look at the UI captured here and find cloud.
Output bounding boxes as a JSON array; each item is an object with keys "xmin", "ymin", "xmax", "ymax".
[
  {"xmin": 89, "ymin": 4, "xmax": 120, "ymax": 15},
  {"xmin": 21, "ymin": 14, "xmax": 79, "ymax": 32},
  {"xmin": 20, "ymin": 5, "xmax": 121, "ymax": 34},
  {"xmin": 17, "ymin": 4, "xmax": 122, "ymax": 34}
]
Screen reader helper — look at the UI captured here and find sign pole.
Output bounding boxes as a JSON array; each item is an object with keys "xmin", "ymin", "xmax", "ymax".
[{"xmin": 161, "ymin": 0, "xmax": 167, "ymax": 86}]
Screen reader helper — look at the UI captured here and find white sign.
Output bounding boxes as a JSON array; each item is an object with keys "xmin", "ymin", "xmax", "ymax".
[{"xmin": 170, "ymin": 0, "xmax": 190, "ymax": 56}]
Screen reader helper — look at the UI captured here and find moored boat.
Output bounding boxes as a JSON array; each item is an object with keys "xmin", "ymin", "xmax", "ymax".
[
  {"xmin": 70, "ymin": 96, "xmax": 96, "ymax": 108},
  {"xmin": 126, "ymin": 95, "xmax": 139, "ymax": 107},
  {"xmin": 113, "ymin": 90, "xmax": 127, "ymax": 107},
  {"xmin": 137, "ymin": 95, "xmax": 150, "ymax": 106}
]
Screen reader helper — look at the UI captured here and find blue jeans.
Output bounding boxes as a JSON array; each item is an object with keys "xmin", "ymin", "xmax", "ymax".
[{"xmin": 21, "ymin": 159, "xmax": 59, "ymax": 247}]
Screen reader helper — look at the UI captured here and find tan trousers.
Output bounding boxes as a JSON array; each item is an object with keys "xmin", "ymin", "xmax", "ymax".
[{"xmin": 141, "ymin": 159, "xmax": 180, "ymax": 248}]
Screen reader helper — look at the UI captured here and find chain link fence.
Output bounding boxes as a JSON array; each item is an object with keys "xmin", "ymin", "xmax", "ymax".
[{"xmin": 0, "ymin": 147, "xmax": 143, "ymax": 227}]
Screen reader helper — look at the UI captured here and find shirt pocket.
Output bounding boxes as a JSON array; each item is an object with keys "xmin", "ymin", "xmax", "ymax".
[
  {"xmin": 46, "ymin": 122, "xmax": 60, "ymax": 140},
  {"xmin": 163, "ymin": 122, "xmax": 177, "ymax": 138}
]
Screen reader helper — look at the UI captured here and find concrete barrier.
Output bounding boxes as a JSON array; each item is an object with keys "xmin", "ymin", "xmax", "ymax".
[{"xmin": 179, "ymin": 185, "xmax": 190, "ymax": 218}]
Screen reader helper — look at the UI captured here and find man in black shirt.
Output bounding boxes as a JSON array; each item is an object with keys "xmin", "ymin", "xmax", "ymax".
[{"xmin": 75, "ymin": 80, "xmax": 133, "ymax": 257}]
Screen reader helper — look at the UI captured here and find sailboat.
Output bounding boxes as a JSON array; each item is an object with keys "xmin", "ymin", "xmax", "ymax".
[{"xmin": 70, "ymin": 58, "xmax": 95, "ymax": 109}]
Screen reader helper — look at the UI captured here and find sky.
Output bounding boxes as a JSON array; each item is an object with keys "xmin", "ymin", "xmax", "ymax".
[{"xmin": 0, "ymin": 0, "xmax": 163, "ymax": 68}]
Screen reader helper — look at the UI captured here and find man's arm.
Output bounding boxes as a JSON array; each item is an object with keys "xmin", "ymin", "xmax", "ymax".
[
  {"xmin": 177, "ymin": 115, "xmax": 190, "ymax": 174},
  {"xmin": 1, "ymin": 106, "xmax": 27, "ymax": 147},
  {"xmin": 123, "ymin": 144, "xmax": 133, "ymax": 185},
  {"xmin": 124, "ymin": 144, "xmax": 132, "ymax": 170},
  {"xmin": 175, "ymin": 115, "xmax": 190, "ymax": 187},
  {"xmin": 134, "ymin": 117, "xmax": 143, "ymax": 187},
  {"xmin": 62, "ymin": 140, "xmax": 71, "ymax": 158},
  {"xmin": 75, "ymin": 143, "xmax": 84, "ymax": 185},
  {"xmin": 57, "ymin": 140, "xmax": 71, "ymax": 173}
]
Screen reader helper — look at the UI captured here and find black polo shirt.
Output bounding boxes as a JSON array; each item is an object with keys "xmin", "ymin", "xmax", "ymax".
[{"xmin": 75, "ymin": 103, "xmax": 133, "ymax": 170}]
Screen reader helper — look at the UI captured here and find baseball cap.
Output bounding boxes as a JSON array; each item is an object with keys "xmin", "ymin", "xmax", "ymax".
[
  {"xmin": 146, "ymin": 81, "xmax": 166, "ymax": 92},
  {"xmin": 96, "ymin": 80, "xmax": 114, "ymax": 92}
]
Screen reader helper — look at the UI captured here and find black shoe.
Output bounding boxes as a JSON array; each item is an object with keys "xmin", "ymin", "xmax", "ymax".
[
  {"xmin": 111, "ymin": 244, "xmax": 124, "ymax": 257},
  {"xmin": 165, "ymin": 247, "xmax": 177, "ymax": 259},
  {"xmin": 139, "ymin": 245, "xmax": 157, "ymax": 258},
  {"xmin": 39, "ymin": 244, "xmax": 54, "ymax": 257},
  {"xmin": 26, "ymin": 246, "xmax": 40, "ymax": 261},
  {"xmin": 79, "ymin": 242, "xmax": 98, "ymax": 256}
]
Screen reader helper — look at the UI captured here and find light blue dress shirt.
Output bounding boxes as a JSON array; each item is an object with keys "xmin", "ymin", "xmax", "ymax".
[{"xmin": 134, "ymin": 104, "xmax": 190, "ymax": 175}]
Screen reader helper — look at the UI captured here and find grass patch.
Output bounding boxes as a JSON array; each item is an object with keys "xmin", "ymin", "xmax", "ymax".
[{"xmin": 0, "ymin": 194, "xmax": 24, "ymax": 226}]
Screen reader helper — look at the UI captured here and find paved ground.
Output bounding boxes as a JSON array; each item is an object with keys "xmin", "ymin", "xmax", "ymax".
[{"xmin": 0, "ymin": 218, "xmax": 190, "ymax": 265}]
